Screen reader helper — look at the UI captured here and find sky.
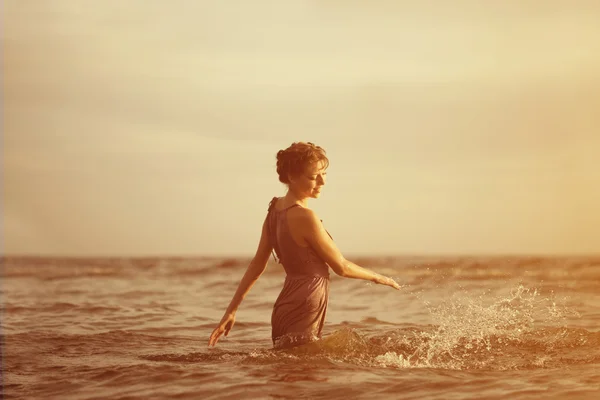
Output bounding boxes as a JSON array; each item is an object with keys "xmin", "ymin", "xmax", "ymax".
[{"xmin": 4, "ymin": 1, "xmax": 600, "ymax": 256}]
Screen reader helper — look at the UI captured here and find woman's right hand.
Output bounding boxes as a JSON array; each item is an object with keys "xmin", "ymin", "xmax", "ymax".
[
  {"xmin": 375, "ymin": 275, "xmax": 401, "ymax": 290},
  {"xmin": 208, "ymin": 313, "xmax": 236, "ymax": 347}
]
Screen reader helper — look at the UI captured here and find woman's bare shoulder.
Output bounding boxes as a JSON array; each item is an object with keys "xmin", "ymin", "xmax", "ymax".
[{"xmin": 287, "ymin": 206, "xmax": 320, "ymax": 226}]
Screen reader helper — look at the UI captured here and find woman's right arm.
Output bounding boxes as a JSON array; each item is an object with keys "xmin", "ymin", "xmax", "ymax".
[{"xmin": 299, "ymin": 209, "xmax": 400, "ymax": 290}]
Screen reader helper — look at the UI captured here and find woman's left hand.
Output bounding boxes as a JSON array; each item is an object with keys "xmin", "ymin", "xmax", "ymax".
[
  {"xmin": 376, "ymin": 275, "xmax": 401, "ymax": 290},
  {"xmin": 208, "ymin": 313, "xmax": 236, "ymax": 347}
]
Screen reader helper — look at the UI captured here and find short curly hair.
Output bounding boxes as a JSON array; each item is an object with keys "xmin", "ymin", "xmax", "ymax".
[{"xmin": 276, "ymin": 142, "xmax": 329, "ymax": 184}]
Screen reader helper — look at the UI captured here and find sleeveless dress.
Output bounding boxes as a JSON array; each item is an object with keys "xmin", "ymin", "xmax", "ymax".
[{"xmin": 266, "ymin": 197, "xmax": 331, "ymax": 349}]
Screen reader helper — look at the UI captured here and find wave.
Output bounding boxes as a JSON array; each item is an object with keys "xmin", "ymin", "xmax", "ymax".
[
  {"xmin": 3, "ymin": 303, "xmax": 123, "ymax": 314},
  {"xmin": 7, "ymin": 282, "xmax": 596, "ymax": 372},
  {"xmin": 180, "ymin": 284, "xmax": 598, "ymax": 371},
  {"xmin": 4, "ymin": 256, "xmax": 600, "ymax": 284},
  {"xmin": 137, "ymin": 324, "xmax": 599, "ymax": 371}
]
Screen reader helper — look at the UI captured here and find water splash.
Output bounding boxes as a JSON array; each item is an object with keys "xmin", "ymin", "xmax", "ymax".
[
  {"xmin": 249, "ymin": 284, "xmax": 588, "ymax": 370},
  {"xmin": 375, "ymin": 284, "xmax": 583, "ymax": 370}
]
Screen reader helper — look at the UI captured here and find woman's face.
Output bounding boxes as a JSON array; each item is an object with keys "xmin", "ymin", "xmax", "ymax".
[{"xmin": 290, "ymin": 160, "xmax": 327, "ymax": 199}]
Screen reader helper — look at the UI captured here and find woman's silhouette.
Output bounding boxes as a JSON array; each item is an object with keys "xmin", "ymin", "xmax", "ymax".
[{"xmin": 208, "ymin": 142, "xmax": 400, "ymax": 348}]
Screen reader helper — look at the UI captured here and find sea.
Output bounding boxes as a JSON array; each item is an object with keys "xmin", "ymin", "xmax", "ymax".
[{"xmin": 2, "ymin": 255, "xmax": 599, "ymax": 399}]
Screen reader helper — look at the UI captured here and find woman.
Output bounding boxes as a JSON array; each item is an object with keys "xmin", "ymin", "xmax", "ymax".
[{"xmin": 208, "ymin": 142, "xmax": 400, "ymax": 349}]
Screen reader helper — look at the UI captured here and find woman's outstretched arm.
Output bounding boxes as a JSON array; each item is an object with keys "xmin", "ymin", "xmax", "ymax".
[
  {"xmin": 208, "ymin": 217, "xmax": 273, "ymax": 346},
  {"xmin": 299, "ymin": 209, "xmax": 400, "ymax": 290}
]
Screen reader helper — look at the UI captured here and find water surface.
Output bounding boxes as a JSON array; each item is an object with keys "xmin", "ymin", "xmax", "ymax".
[{"xmin": 2, "ymin": 256, "xmax": 599, "ymax": 399}]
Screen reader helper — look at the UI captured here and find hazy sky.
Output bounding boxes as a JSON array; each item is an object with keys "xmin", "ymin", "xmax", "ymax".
[{"xmin": 4, "ymin": 1, "xmax": 600, "ymax": 256}]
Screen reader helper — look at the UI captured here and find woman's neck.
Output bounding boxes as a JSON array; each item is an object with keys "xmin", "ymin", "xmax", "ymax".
[{"xmin": 284, "ymin": 190, "xmax": 309, "ymax": 208}]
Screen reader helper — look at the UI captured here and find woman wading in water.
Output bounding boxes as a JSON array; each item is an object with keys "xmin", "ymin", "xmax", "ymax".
[{"xmin": 208, "ymin": 142, "xmax": 400, "ymax": 349}]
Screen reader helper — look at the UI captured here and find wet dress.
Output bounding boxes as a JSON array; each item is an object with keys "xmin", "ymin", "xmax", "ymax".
[{"xmin": 266, "ymin": 197, "xmax": 332, "ymax": 348}]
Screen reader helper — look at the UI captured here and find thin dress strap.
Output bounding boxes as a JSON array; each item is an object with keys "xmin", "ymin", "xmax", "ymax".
[
  {"xmin": 267, "ymin": 197, "xmax": 281, "ymax": 263},
  {"xmin": 268, "ymin": 197, "xmax": 278, "ymax": 213}
]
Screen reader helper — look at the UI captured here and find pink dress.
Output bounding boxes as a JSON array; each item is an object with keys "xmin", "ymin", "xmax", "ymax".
[{"xmin": 266, "ymin": 197, "xmax": 331, "ymax": 348}]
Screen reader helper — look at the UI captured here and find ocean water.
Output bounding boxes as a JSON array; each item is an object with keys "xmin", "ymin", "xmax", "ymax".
[{"xmin": 2, "ymin": 256, "xmax": 599, "ymax": 399}]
